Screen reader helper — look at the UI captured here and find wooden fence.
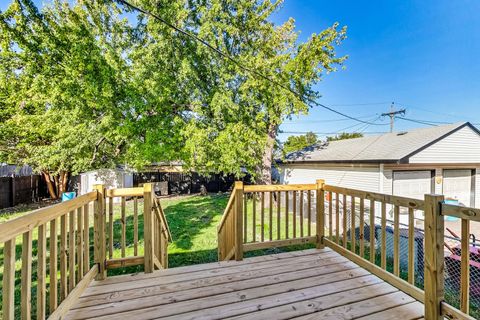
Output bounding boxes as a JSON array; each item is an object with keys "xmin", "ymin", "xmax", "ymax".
[
  {"xmin": 0, "ymin": 183, "xmax": 170, "ymax": 320},
  {"xmin": 0, "ymin": 175, "xmax": 47, "ymax": 209},
  {"xmin": 217, "ymin": 180, "xmax": 475, "ymax": 320}
]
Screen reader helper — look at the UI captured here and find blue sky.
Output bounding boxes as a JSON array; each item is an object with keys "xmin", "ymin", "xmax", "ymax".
[
  {"xmin": 271, "ymin": 0, "xmax": 480, "ymax": 141},
  {"xmin": 3, "ymin": 1, "xmax": 480, "ymax": 141}
]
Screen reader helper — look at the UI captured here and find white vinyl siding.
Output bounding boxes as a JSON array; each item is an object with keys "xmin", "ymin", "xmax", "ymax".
[
  {"xmin": 279, "ymin": 164, "xmax": 380, "ymax": 192},
  {"xmin": 409, "ymin": 126, "xmax": 480, "ymax": 163}
]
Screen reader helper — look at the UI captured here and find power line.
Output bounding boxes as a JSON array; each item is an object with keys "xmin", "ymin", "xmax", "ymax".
[
  {"xmin": 116, "ymin": 0, "xmax": 388, "ymax": 126},
  {"xmin": 280, "ymin": 131, "xmax": 389, "ymax": 135},
  {"xmin": 396, "ymin": 117, "xmax": 439, "ymax": 126},
  {"xmin": 381, "ymin": 102, "xmax": 406, "ymax": 132},
  {"xmin": 329, "ymin": 101, "xmax": 391, "ymax": 107},
  {"xmin": 283, "ymin": 114, "xmax": 379, "ymax": 124}
]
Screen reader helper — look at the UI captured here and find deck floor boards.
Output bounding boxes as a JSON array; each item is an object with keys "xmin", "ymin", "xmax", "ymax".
[{"xmin": 65, "ymin": 248, "xmax": 424, "ymax": 320}]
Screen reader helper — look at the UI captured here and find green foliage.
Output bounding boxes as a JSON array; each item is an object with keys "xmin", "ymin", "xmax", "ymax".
[
  {"xmin": 282, "ymin": 132, "xmax": 318, "ymax": 154},
  {"xmin": 327, "ymin": 132, "xmax": 363, "ymax": 141},
  {"xmin": 0, "ymin": 0, "xmax": 347, "ymax": 183},
  {"xmin": 0, "ymin": 0, "xmax": 131, "ymax": 176}
]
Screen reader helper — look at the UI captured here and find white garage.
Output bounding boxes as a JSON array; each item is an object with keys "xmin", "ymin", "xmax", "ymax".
[{"xmin": 277, "ymin": 122, "xmax": 480, "ymax": 208}]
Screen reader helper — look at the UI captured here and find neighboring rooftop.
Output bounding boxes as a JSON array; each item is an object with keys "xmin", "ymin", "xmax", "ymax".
[{"xmin": 281, "ymin": 122, "xmax": 478, "ymax": 164}]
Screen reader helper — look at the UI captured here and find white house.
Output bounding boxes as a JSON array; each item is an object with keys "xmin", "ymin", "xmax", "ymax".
[{"xmin": 278, "ymin": 122, "xmax": 480, "ymax": 218}]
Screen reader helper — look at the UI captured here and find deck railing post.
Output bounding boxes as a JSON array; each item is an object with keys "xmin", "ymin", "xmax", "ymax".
[
  {"xmin": 424, "ymin": 194, "xmax": 445, "ymax": 320},
  {"xmin": 316, "ymin": 179, "xmax": 325, "ymax": 249},
  {"xmin": 144, "ymin": 183, "xmax": 155, "ymax": 273},
  {"xmin": 234, "ymin": 181, "xmax": 244, "ymax": 261},
  {"xmin": 93, "ymin": 184, "xmax": 107, "ymax": 280}
]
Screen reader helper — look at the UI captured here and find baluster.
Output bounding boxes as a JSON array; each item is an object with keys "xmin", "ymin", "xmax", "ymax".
[
  {"xmin": 49, "ymin": 219, "xmax": 58, "ymax": 312},
  {"xmin": 285, "ymin": 191, "xmax": 289, "ymax": 239},
  {"xmin": 108, "ymin": 197, "xmax": 114, "ymax": 259},
  {"xmin": 461, "ymin": 218, "xmax": 470, "ymax": 313},
  {"xmin": 68, "ymin": 210, "xmax": 76, "ymax": 291},
  {"xmin": 22, "ymin": 231, "xmax": 33, "ymax": 319},
  {"xmin": 342, "ymin": 194, "xmax": 347, "ymax": 247},
  {"xmin": 351, "ymin": 196, "xmax": 356, "ymax": 253},
  {"xmin": 381, "ymin": 201, "xmax": 387, "ymax": 269},
  {"xmin": 60, "ymin": 214, "xmax": 68, "ymax": 299},
  {"xmin": 277, "ymin": 191, "xmax": 281, "ymax": 240},
  {"xmin": 393, "ymin": 205, "xmax": 400, "ymax": 276},
  {"xmin": 3, "ymin": 239, "xmax": 16, "ymax": 320},
  {"xmin": 121, "ymin": 196, "xmax": 126, "ymax": 258},
  {"xmin": 133, "ymin": 197, "xmax": 138, "ymax": 256},
  {"xmin": 293, "ymin": 191, "xmax": 297, "ymax": 238},
  {"xmin": 38, "ymin": 224, "xmax": 47, "ymax": 319},
  {"xmin": 83, "ymin": 203, "xmax": 90, "ymax": 273},
  {"xmin": 244, "ymin": 194, "xmax": 248, "ymax": 243},
  {"xmin": 252, "ymin": 193, "xmax": 256, "ymax": 242},
  {"xmin": 269, "ymin": 191, "xmax": 273, "ymax": 241},
  {"xmin": 77, "ymin": 206, "xmax": 83, "ymax": 280},
  {"xmin": 307, "ymin": 190, "xmax": 312, "ymax": 237},
  {"xmin": 336, "ymin": 193, "xmax": 340, "ymax": 244},
  {"xmin": 408, "ymin": 207, "xmax": 415, "ymax": 284},
  {"xmin": 300, "ymin": 191, "xmax": 304, "ymax": 237},
  {"xmin": 359, "ymin": 198, "xmax": 365, "ymax": 258},
  {"xmin": 261, "ymin": 192, "xmax": 265, "ymax": 242},
  {"xmin": 328, "ymin": 191, "xmax": 332, "ymax": 239},
  {"xmin": 369, "ymin": 199, "xmax": 376, "ymax": 264}
]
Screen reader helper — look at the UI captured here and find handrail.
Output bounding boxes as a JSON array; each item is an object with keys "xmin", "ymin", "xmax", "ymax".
[
  {"xmin": 154, "ymin": 196, "xmax": 172, "ymax": 241},
  {"xmin": 105, "ymin": 187, "xmax": 143, "ymax": 197},
  {"xmin": 441, "ymin": 202, "xmax": 480, "ymax": 222},
  {"xmin": 0, "ymin": 191, "xmax": 97, "ymax": 243},
  {"xmin": 324, "ymin": 185, "xmax": 425, "ymax": 210},
  {"xmin": 217, "ymin": 189, "xmax": 237, "ymax": 231},
  {"xmin": 244, "ymin": 184, "xmax": 317, "ymax": 192}
]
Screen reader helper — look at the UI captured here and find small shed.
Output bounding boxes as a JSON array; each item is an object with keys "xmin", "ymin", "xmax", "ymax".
[{"xmin": 79, "ymin": 168, "xmax": 133, "ymax": 198}]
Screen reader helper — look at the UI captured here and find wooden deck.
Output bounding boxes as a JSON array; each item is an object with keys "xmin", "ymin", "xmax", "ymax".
[{"xmin": 64, "ymin": 248, "xmax": 424, "ymax": 320}]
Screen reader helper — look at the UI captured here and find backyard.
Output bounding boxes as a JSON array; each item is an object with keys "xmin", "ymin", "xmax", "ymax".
[{"xmin": 0, "ymin": 192, "xmax": 314, "ymax": 318}]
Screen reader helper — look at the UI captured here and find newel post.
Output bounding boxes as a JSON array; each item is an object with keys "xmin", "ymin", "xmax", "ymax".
[
  {"xmin": 234, "ymin": 181, "xmax": 244, "ymax": 261},
  {"xmin": 93, "ymin": 184, "xmax": 107, "ymax": 280},
  {"xmin": 316, "ymin": 179, "xmax": 325, "ymax": 249},
  {"xmin": 144, "ymin": 183, "xmax": 154, "ymax": 273},
  {"xmin": 424, "ymin": 194, "xmax": 445, "ymax": 320}
]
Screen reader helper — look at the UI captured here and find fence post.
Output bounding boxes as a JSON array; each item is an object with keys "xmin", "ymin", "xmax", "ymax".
[
  {"xmin": 144, "ymin": 183, "xmax": 154, "ymax": 273},
  {"xmin": 234, "ymin": 181, "xmax": 244, "ymax": 261},
  {"xmin": 424, "ymin": 194, "xmax": 445, "ymax": 320},
  {"xmin": 93, "ymin": 184, "xmax": 107, "ymax": 280},
  {"xmin": 316, "ymin": 179, "xmax": 325, "ymax": 249}
]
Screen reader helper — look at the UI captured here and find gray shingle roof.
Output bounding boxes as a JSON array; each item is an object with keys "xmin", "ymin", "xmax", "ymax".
[{"xmin": 282, "ymin": 122, "xmax": 475, "ymax": 163}]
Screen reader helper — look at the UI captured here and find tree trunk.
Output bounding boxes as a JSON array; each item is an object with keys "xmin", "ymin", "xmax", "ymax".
[
  {"xmin": 256, "ymin": 124, "xmax": 276, "ymax": 185},
  {"xmin": 59, "ymin": 171, "xmax": 69, "ymax": 195},
  {"xmin": 42, "ymin": 171, "xmax": 58, "ymax": 200}
]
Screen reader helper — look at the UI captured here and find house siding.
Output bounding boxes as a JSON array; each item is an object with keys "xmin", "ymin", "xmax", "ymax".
[
  {"xmin": 409, "ymin": 126, "xmax": 480, "ymax": 163},
  {"xmin": 279, "ymin": 164, "xmax": 380, "ymax": 192}
]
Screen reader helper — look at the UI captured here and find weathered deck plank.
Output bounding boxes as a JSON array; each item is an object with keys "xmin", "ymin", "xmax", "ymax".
[{"xmin": 65, "ymin": 248, "xmax": 424, "ymax": 320}]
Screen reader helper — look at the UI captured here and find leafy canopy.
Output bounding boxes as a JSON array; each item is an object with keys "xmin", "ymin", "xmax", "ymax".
[{"xmin": 0, "ymin": 0, "xmax": 347, "ymax": 180}]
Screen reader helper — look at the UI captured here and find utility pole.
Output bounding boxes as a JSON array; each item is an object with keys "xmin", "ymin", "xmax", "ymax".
[{"xmin": 381, "ymin": 102, "xmax": 406, "ymax": 133}]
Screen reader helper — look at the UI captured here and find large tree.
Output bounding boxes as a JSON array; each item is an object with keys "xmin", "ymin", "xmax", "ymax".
[
  {"xmin": 122, "ymin": 0, "xmax": 347, "ymax": 184},
  {"xmin": 0, "ymin": 0, "xmax": 132, "ymax": 198},
  {"xmin": 0, "ymin": 0, "xmax": 347, "ymax": 198}
]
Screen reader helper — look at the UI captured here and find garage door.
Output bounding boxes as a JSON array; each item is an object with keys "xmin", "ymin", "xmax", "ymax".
[
  {"xmin": 443, "ymin": 169, "xmax": 473, "ymax": 207},
  {"xmin": 393, "ymin": 171, "xmax": 433, "ymax": 200}
]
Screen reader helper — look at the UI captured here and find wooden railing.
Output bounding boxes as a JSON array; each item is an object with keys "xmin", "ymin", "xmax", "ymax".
[
  {"xmin": 0, "ymin": 183, "xmax": 170, "ymax": 320},
  {"xmin": 217, "ymin": 180, "xmax": 324, "ymax": 261},
  {"xmin": 218, "ymin": 181, "xmax": 475, "ymax": 320}
]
